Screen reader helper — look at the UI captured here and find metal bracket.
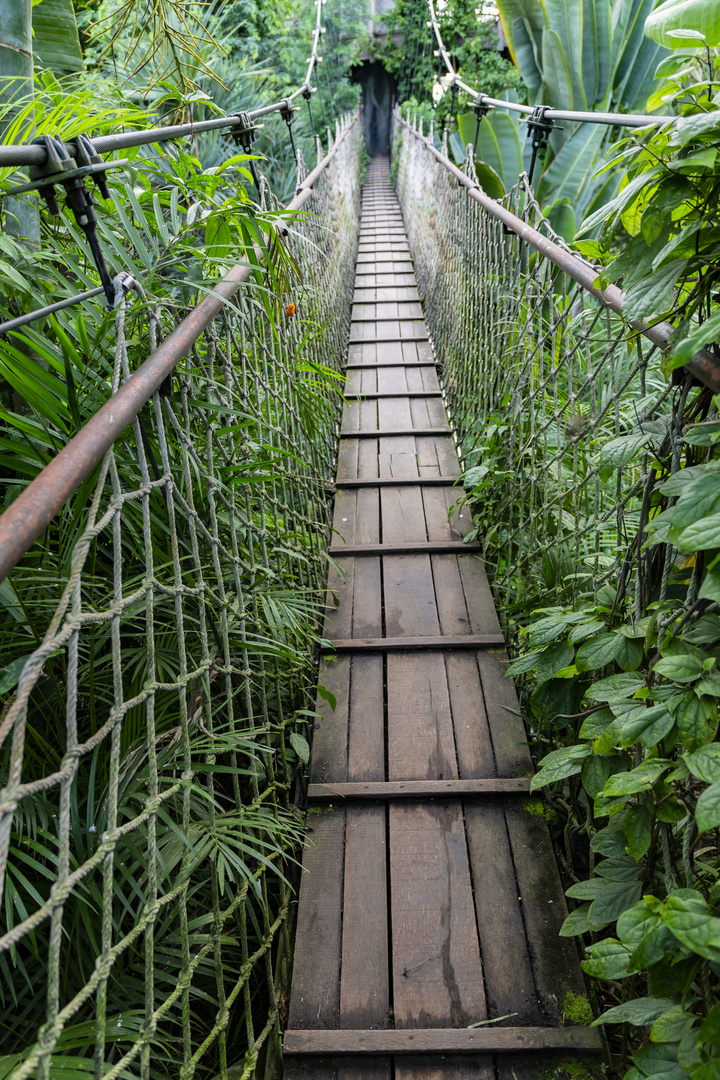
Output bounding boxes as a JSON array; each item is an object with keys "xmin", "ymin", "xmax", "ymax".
[
  {"xmin": 7, "ymin": 134, "xmax": 122, "ymax": 307},
  {"xmin": 280, "ymin": 98, "xmax": 298, "ymax": 162},
  {"xmin": 523, "ymin": 105, "xmax": 556, "ymax": 184},
  {"xmin": 233, "ymin": 111, "xmax": 261, "ymax": 195},
  {"xmin": 472, "ymin": 95, "xmax": 490, "ymax": 152}
]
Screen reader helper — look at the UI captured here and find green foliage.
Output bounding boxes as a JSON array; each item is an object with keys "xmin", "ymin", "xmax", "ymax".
[
  {"xmin": 645, "ymin": 0, "xmax": 720, "ymax": 49},
  {"xmin": 32, "ymin": 0, "xmax": 84, "ymax": 73},
  {"xmin": 581, "ymin": 56, "xmax": 720, "ymax": 372},
  {"xmin": 489, "ymin": 0, "xmax": 670, "ymax": 213}
]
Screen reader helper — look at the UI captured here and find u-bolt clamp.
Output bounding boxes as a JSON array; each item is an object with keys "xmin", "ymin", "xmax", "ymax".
[
  {"xmin": 233, "ymin": 110, "xmax": 261, "ymax": 195},
  {"xmin": 7, "ymin": 134, "xmax": 127, "ymax": 307},
  {"xmin": 525, "ymin": 105, "xmax": 554, "ymax": 184},
  {"xmin": 472, "ymin": 95, "xmax": 490, "ymax": 151},
  {"xmin": 280, "ymin": 98, "xmax": 298, "ymax": 161}
]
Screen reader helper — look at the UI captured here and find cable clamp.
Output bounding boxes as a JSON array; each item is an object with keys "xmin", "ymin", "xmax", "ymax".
[
  {"xmin": 523, "ymin": 105, "xmax": 554, "ymax": 153},
  {"xmin": 8, "ymin": 134, "xmax": 121, "ymax": 307},
  {"xmin": 232, "ymin": 111, "xmax": 259, "ymax": 151}
]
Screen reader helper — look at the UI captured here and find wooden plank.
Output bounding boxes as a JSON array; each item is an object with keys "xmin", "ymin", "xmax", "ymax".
[
  {"xmin": 345, "ymin": 361, "xmax": 435, "ymax": 369},
  {"xmin": 283, "ymin": 1028, "xmax": 603, "ymax": 1055},
  {"xmin": 394, "ymin": 1058, "xmax": 494, "ymax": 1080},
  {"xmin": 383, "ymin": 553, "xmax": 440, "ymax": 638},
  {"xmin": 310, "ymin": 657, "xmax": 350, "ymax": 784},
  {"xmin": 347, "ymin": 655, "xmax": 384, "ymax": 780},
  {"xmin": 336, "ymin": 477, "xmax": 460, "ymax": 488},
  {"xmin": 445, "ymin": 653, "xmax": 495, "ymax": 779},
  {"xmin": 338, "ymin": 428, "xmax": 450, "ymax": 438},
  {"xmin": 389, "ymin": 802, "xmax": 486, "ymax": 1027},
  {"xmin": 343, "ymin": 391, "xmax": 442, "ymax": 399},
  {"xmin": 387, "ymin": 654, "xmax": 457, "ymax": 781},
  {"xmin": 339, "ymin": 806, "xmax": 393, "ymax": 1080},
  {"xmin": 477, "ymin": 651, "xmax": 534, "ymax": 778},
  {"xmin": 328, "ymin": 542, "xmax": 481, "ymax": 556},
  {"xmin": 465, "ymin": 804, "xmax": 540, "ymax": 1024},
  {"xmin": 505, "ymin": 805, "xmax": 590, "ymax": 1025},
  {"xmin": 320, "ymin": 635, "xmax": 505, "ymax": 652},
  {"xmin": 287, "ymin": 809, "xmax": 345, "ymax": 1030},
  {"xmin": 308, "ymin": 779, "xmax": 531, "ymax": 800}
]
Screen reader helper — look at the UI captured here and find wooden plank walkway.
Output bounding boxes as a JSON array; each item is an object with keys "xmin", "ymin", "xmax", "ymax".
[{"xmin": 283, "ymin": 156, "xmax": 601, "ymax": 1079}]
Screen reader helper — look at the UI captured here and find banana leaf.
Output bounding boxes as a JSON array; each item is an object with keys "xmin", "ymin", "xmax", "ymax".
[{"xmin": 32, "ymin": 0, "xmax": 84, "ymax": 73}]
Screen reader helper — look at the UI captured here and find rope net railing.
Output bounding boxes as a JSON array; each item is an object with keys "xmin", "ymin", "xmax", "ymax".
[
  {"xmin": 0, "ymin": 114, "xmax": 361, "ymax": 1080},
  {"xmin": 393, "ymin": 113, "xmax": 714, "ymax": 632}
]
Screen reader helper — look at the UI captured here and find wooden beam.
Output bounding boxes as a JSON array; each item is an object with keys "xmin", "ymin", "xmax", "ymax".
[
  {"xmin": 320, "ymin": 634, "xmax": 505, "ymax": 653},
  {"xmin": 348, "ymin": 336, "xmax": 429, "ymax": 344},
  {"xmin": 345, "ymin": 361, "xmax": 436, "ymax": 369},
  {"xmin": 328, "ymin": 541, "xmax": 479, "ymax": 556},
  {"xmin": 308, "ymin": 779, "xmax": 532, "ymax": 800},
  {"xmin": 343, "ymin": 391, "xmax": 442, "ymax": 399},
  {"xmin": 339, "ymin": 428, "xmax": 451, "ymax": 438},
  {"xmin": 283, "ymin": 1027, "xmax": 603, "ymax": 1056},
  {"xmin": 335, "ymin": 477, "xmax": 460, "ymax": 487}
]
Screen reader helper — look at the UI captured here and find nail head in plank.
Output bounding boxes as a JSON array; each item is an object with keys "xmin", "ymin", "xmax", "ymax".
[
  {"xmin": 320, "ymin": 635, "xmax": 506, "ymax": 653},
  {"xmin": 308, "ymin": 779, "xmax": 532, "ymax": 800},
  {"xmin": 283, "ymin": 1027, "xmax": 603, "ymax": 1055}
]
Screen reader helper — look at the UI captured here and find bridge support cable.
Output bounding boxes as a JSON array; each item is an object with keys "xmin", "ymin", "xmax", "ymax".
[
  {"xmin": 0, "ymin": 112, "xmax": 363, "ymax": 1079},
  {"xmin": 425, "ymin": 0, "xmax": 673, "ymax": 130}
]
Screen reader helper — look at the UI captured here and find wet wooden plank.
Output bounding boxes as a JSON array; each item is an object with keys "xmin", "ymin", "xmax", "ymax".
[
  {"xmin": 387, "ymin": 653, "xmax": 457, "ymax": 781},
  {"xmin": 389, "ymin": 802, "xmax": 487, "ymax": 1028},
  {"xmin": 287, "ymin": 809, "xmax": 345, "ymax": 1029},
  {"xmin": 383, "ymin": 553, "xmax": 440, "ymax": 638},
  {"xmin": 308, "ymin": 779, "xmax": 531, "ymax": 800},
  {"xmin": 320, "ymin": 635, "xmax": 505, "ymax": 652},
  {"xmin": 465, "ymin": 803, "xmax": 540, "ymax": 1024},
  {"xmin": 284, "ymin": 1028, "xmax": 602, "ymax": 1054},
  {"xmin": 505, "ymin": 806, "xmax": 589, "ymax": 1026}
]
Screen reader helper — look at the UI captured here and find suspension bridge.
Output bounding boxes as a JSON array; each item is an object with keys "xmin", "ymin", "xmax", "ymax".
[{"xmin": 1, "ymin": 3, "xmax": 719, "ymax": 1078}]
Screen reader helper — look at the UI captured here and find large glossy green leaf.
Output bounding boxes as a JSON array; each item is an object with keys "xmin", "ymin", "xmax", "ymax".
[
  {"xmin": 511, "ymin": 16, "xmax": 543, "ymax": 96},
  {"xmin": 497, "ymin": 0, "xmax": 547, "ymax": 71},
  {"xmin": 619, "ymin": 35, "xmax": 667, "ymax": 109},
  {"xmin": 645, "ymin": 0, "xmax": 720, "ymax": 47},
  {"xmin": 582, "ymin": 0, "xmax": 612, "ymax": 104},
  {"xmin": 614, "ymin": 0, "xmax": 660, "ymax": 92},
  {"xmin": 545, "ymin": 0, "xmax": 586, "ymax": 109},
  {"xmin": 538, "ymin": 123, "xmax": 605, "ymax": 205},
  {"xmin": 541, "ymin": 27, "xmax": 575, "ymax": 111},
  {"xmin": 32, "ymin": 0, "xmax": 84, "ymax": 72}
]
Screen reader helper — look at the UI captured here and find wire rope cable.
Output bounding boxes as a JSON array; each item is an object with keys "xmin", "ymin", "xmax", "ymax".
[
  {"xmin": 0, "ymin": 0, "xmax": 328, "ymax": 169},
  {"xmin": 426, "ymin": 0, "xmax": 674, "ymax": 129},
  {"xmin": 0, "ymin": 0, "xmax": 331, "ymax": 334}
]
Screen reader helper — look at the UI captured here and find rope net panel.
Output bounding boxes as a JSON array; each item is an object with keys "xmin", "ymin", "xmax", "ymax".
[
  {"xmin": 0, "ymin": 116, "xmax": 362, "ymax": 1080},
  {"xmin": 394, "ymin": 116, "xmax": 710, "ymax": 633}
]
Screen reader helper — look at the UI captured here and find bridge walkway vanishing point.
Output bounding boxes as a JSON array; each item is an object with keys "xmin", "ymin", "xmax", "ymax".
[{"xmin": 282, "ymin": 157, "xmax": 603, "ymax": 1079}]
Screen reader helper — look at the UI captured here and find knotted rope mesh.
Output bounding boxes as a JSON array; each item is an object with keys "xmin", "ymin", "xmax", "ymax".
[
  {"xmin": 394, "ymin": 116, "xmax": 710, "ymax": 635},
  {"xmin": 0, "ymin": 115, "xmax": 361, "ymax": 1079}
]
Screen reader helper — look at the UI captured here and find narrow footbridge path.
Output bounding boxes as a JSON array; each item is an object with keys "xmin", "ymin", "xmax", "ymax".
[{"xmin": 283, "ymin": 157, "xmax": 602, "ymax": 1079}]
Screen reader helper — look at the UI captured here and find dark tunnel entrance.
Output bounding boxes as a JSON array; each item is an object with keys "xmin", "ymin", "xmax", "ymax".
[{"xmin": 352, "ymin": 62, "xmax": 395, "ymax": 155}]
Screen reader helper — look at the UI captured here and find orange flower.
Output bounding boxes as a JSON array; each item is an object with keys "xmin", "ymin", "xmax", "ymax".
[{"xmin": 285, "ymin": 303, "xmax": 296, "ymax": 317}]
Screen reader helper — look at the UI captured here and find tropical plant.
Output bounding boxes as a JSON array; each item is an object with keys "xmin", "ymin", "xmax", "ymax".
[
  {"xmin": 457, "ymin": 7, "xmax": 720, "ymax": 1079},
  {"xmin": 449, "ymin": 0, "xmax": 672, "ymax": 224}
]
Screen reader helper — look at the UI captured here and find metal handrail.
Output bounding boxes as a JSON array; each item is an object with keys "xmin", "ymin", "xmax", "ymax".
[
  {"xmin": 0, "ymin": 110, "xmax": 358, "ymax": 584},
  {"xmin": 0, "ymin": 0, "xmax": 328, "ymax": 168},
  {"xmin": 394, "ymin": 110, "xmax": 720, "ymax": 394},
  {"xmin": 426, "ymin": 0, "xmax": 674, "ymax": 130}
]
